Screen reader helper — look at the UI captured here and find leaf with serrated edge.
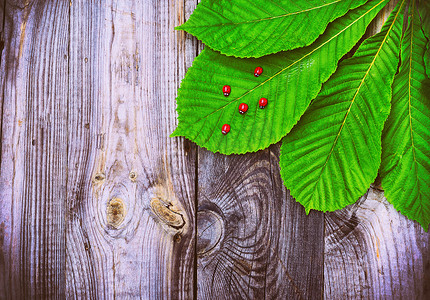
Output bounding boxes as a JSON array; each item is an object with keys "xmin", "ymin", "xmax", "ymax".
[
  {"xmin": 280, "ymin": 0, "xmax": 405, "ymax": 213},
  {"xmin": 172, "ymin": 0, "xmax": 390, "ymax": 155},
  {"xmin": 418, "ymin": 1, "xmax": 430, "ymax": 78},
  {"xmin": 381, "ymin": 0, "xmax": 430, "ymax": 231},
  {"xmin": 177, "ymin": 0, "xmax": 368, "ymax": 58},
  {"xmin": 418, "ymin": 0, "xmax": 430, "ymax": 38}
]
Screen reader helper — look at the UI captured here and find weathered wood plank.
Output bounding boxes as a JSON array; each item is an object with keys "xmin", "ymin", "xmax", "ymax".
[
  {"xmin": 0, "ymin": 1, "xmax": 69, "ymax": 298},
  {"xmin": 196, "ymin": 144, "xmax": 324, "ymax": 299},
  {"xmin": 65, "ymin": 0, "xmax": 197, "ymax": 299},
  {"xmin": 325, "ymin": 188, "xmax": 430, "ymax": 299},
  {"xmin": 324, "ymin": 2, "xmax": 430, "ymax": 299},
  {"xmin": 0, "ymin": 0, "xmax": 4, "ymax": 62},
  {"xmin": 0, "ymin": 0, "xmax": 5, "ymax": 156}
]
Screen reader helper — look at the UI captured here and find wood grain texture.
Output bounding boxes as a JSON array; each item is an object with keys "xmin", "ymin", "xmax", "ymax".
[
  {"xmin": 1, "ymin": 0, "xmax": 198, "ymax": 299},
  {"xmin": 0, "ymin": 1, "xmax": 69, "ymax": 298},
  {"xmin": 0, "ymin": 0, "xmax": 4, "ymax": 63},
  {"xmin": 0, "ymin": 0, "xmax": 4, "ymax": 161},
  {"xmin": 65, "ymin": 0, "xmax": 196, "ymax": 299},
  {"xmin": 325, "ymin": 188, "xmax": 430, "ymax": 299},
  {"xmin": 196, "ymin": 144, "xmax": 324, "ymax": 299}
]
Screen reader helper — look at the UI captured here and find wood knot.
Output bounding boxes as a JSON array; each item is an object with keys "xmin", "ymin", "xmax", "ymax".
[
  {"xmin": 129, "ymin": 171, "xmax": 137, "ymax": 181},
  {"xmin": 93, "ymin": 173, "xmax": 105, "ymax": 183},
  {"xmin": 107, "ymin": 197, "xmax": 126, "ymax": 228},
  {"xmin": 150, "ymin": 198, "xmax": 185, "ymax": 229},
  {"xmin": 197, "ymin": 210, "xmax": 224, "ymax": 256}
]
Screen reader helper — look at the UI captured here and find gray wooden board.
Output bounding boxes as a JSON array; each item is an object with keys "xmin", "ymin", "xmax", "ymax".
[
  {"xmin": 0, "ymin": 0, "xmax": 4, "ymax": 62},
  {"xmin": 0, "ymin": 0, "xmax": 69, "ymax": 298},
  {"xmin": 0, "ymin": 0, "xmax": 429, "ymax": 299},
  {"xmin": 325, "ymin": 188, "xmax": 430, "ymax": 299},
  {"xmin": 196, "ymin": 145, "xmax": 324, "ymax": 299},
  {"xmin": 65, "ymin": 0, "xmax": 196, "ymax": 298},
  {"xmin": 0, "ymin": 0, "xmax": 197, "ymax": 298}
]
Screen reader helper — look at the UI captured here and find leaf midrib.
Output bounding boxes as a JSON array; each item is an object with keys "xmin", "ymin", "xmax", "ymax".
[
  {"xmin": 186, "ymin": 0, "xmax": 387, "ymax": 129},
  {"xmin": 404, "ymin": 0, "xmax": 424, "ymax": 204},
  {"xmin": 309, "ymin": 0, "xmax": 405, "ymax": 204},
  {"xmin": 408, "ymin": 0, "xmax": 417, "ymax": 169}
]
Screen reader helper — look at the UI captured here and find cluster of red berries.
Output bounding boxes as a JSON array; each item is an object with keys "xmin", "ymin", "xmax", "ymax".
[{"xmin": 221, "ymin": 67, "xmax": 267, "ymax": 135}]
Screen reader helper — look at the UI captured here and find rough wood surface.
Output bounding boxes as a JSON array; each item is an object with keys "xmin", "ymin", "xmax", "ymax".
[
  {"xmin": 196, "ymin": 145, "xmax": 324, "ymax": 299},
  {"xmin": 0, "ymin": 0, "xmax": 429, "ymax": 299},
  {"xmin": 0, "ymin": 0, "xmax": 4, "ymax": 60},
  {"xmin": 1, "ymin": 0, "xmax": 197, "ymax": 299},
  {"xmin": 0, "ymin": 1, "xmax": 69, "ymax": 298},
  {"xmin": 325, "ymin": 188, "xmax": 430, "ymax": 299},
  {"xmin": 65, "ymin": 0, "xmax": 196, "ymax": 299}
]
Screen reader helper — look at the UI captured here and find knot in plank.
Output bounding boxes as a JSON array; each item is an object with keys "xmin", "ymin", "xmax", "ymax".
[
  {"xmin": 197, "ymin": 210, "xmax": 224, "ymax": 256},
  {"xmin": 107, "ymin": 197, "xmax": 126, "ymax": 228},
  {"xmin": 150, "ymin": 198, "xmax": 185, "ymax": 229}
]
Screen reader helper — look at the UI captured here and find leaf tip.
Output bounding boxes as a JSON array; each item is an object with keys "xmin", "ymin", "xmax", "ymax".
[
  {"xmin": 170, "ymin": 127, "xmax": 182, "ymax": 138},
  {"xmin": 175, "ymin": 23, "xmax": 188, "ymax": 31}
]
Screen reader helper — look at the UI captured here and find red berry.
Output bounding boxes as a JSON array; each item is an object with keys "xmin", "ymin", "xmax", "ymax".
[
  {"xmin": 238, "ymin": 103, "xmax": 248, "ymax": 114},
  {"xmin": 222, "ymin": 85, "xmax": 231, "ymax": 97},
  {"xmin": 254, "ymin": 66, "xmax": 263, "ymax": 77},
  {"xmin": 221, "ymin": 124, "xmax": 230, "ymax": 135},
  {"xmin": 259, "ymin": 98, "xmax": 268, "ymax": 109}
]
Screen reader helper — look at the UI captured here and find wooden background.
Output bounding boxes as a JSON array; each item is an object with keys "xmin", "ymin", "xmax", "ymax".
[{"xmin": 0, "ymin": 0, "xmax": 429, "ymax": 299}]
